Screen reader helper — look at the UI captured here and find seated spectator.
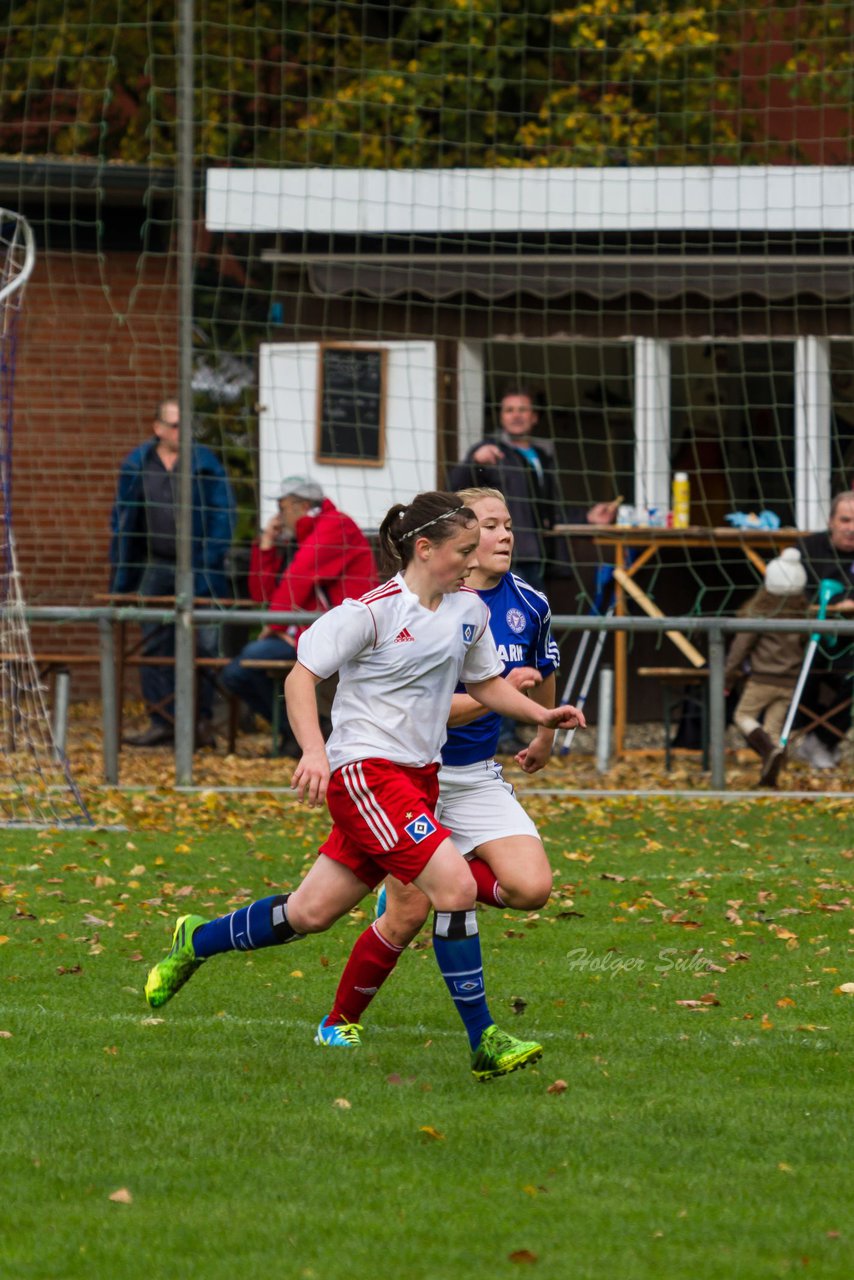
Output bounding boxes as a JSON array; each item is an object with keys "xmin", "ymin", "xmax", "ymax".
[
  {"xmin": 221, "ymin": 477, "xmax": 378, "ymax": 752},
  {"xmin": 795, "ymin": 491, "xmax": 854, "ymax": 768},
  {"xmin": 446, "ymin": 386, "xmax": 619, "ymax": 593}
]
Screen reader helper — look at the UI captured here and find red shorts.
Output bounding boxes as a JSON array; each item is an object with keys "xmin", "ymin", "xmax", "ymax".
[{"xmin": 320, "ymin": 759, "xmax": 451, "ymax": 889}]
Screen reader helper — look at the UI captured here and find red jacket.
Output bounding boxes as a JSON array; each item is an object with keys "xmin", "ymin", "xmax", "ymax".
[{"xmin": 249, "ymin": 498, "xmax": 378, "ymax": 640}]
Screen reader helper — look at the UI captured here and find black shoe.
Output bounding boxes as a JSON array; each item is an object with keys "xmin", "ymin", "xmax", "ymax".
[{"xmin": 124, "ymin": 723, "xmax": 174, "ymax": 748}]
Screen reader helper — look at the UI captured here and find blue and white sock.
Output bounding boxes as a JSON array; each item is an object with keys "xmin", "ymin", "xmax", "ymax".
[
  {"xmin": 192, "ymin": 894, "xmax": 299, "ymax": 958},
  {"xmin": 432, "ymin": 909, "xmax": 493, "ymax": 1050}
]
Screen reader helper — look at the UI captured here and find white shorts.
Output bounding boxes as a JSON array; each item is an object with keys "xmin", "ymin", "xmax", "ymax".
[{"xmin": 435, "ymin": 759, "xmax": 540, "ymax": 858}]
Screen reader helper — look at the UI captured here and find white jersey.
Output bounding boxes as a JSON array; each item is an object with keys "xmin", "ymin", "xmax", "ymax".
[{"xmin": 297, "ymin": 573, "xmax": 503, "ymax": 773}]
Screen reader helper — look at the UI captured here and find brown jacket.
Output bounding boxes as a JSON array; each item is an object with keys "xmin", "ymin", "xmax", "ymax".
[{"xmin": 724, "ymin": 589, "xmax": 808, "ymax": 690}]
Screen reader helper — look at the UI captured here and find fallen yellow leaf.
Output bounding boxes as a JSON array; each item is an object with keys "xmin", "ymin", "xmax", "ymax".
[
  {"xmin": 419, "ymin": 1125, "xmax": 445, "ymax": 1141},
  {"xmin": 769, "ymin": 924, "xmax": 798, "ymax": 942}
]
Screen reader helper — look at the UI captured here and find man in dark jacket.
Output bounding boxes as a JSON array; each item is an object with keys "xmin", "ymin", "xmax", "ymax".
[
  {"xmin": 109, "ymin": 397, "xmax": 236, "ymax": 747},
  {"xmin": 446, "ymin": 387, "xmax": 618, "ymax": 592},
  {"xmin": 221, "ymin": 476, "xmax": 378, "ymax": 750},
  {"xmin": 794, "ymin": 491, "xmax": 854, "ymax": 765}
]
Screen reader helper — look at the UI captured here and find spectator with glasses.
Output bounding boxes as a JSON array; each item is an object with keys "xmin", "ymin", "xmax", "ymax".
[{"xmin": 109, "ymin": 397, "xmax": 236, "ymax": 748}]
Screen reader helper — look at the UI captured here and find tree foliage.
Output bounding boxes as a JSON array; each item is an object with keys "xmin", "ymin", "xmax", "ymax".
[{"xmin": 1, "ymin": 0, "xmax": 851, "ymax": 168}]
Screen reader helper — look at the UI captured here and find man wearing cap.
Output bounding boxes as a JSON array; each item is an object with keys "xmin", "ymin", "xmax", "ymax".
[
  {"xmin": 221, "ymin": 477, "xmax": 378, "ymax": 750},
  {"xmin": 109, "ymin": 397, "xmax": 236, "ymax": 749}
]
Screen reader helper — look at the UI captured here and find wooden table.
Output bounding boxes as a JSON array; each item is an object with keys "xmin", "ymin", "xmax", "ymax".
[{"xmin": 555, "ymin": 524, "xmax": 803, "ymax": 756}]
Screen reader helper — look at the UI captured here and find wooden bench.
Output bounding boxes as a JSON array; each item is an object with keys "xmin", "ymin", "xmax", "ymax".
[
  {"xmin": 119, "ymin": 654, "xmax": 296, "ymax": 753},
  {"xmin": 0, "ymin": 650, "xmax": 299, "ymax": 756},
  {"xmin": 0, "ymin": 652, "xmax": 101, "ymax": 752},
  {"xmin": 0, "ymin": 650, "xmax": 101, "ymax": 690},
  {"xmin": 210, "ymin": 657, "xmax": 296, "ymax": 754},
  {"xmin": 637, "ymin": 667, "xmax": 709, "ymax": 771}
]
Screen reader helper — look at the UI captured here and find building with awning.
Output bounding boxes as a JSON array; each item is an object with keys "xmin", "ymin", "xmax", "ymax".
[{"xmin": 208, "ymin": 165, "xmax": 854, "ymax": 536}]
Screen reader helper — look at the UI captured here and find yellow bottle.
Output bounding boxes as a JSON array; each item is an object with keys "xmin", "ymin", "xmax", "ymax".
[{"xmin": 672, "ymin": 471, "xmax": 690, "ymax": 528}]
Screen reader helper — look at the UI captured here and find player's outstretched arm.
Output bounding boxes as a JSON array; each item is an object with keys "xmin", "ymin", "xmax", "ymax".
[
  {"xmin": 448, "ymin": 666, "xmax": 541, "ymax": 728},
  {"xmin": 466, "ymin": 674, "xmax": 585, "ymax": 733},
  {"xmin": 516, "ymin": 673, "xmax": 557, "ymax": 774}
]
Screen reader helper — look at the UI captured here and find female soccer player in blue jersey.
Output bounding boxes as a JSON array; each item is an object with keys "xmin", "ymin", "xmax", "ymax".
[
  {"xmin": 314, "ymin": 488, "xmax": 565, "ymax": 1048},
  {"xmin": 144, "ymin": 490, "xmax": 584, "ymax": 1081}
]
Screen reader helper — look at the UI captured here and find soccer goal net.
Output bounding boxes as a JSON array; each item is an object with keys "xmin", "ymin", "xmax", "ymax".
[
  {"xmin": 0, "ymin": 208, "xmax": 91, "ymax": 826},
  {"xmin": 0, "ymin": 2, "xmax": 852, "ymax": 760}
]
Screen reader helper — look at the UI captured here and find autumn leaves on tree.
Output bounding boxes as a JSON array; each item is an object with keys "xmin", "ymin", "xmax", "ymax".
[{"xmin": 2, "ymin": 1, "xmax": 852, "ymax": 168}]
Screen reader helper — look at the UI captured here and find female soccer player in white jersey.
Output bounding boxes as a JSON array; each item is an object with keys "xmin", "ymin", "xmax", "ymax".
[
  {"xmin": 144, "ymin": 490, "xmax": 584, "ymax": 1081},
  {"xmin": 315, "ymin": 488, "xmax": 564, "ymax": 1049}
]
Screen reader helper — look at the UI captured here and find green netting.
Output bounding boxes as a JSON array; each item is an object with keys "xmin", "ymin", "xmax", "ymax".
[{"xmin": 0, "ymin": 1, "xmax": 851, "ymax": 725}]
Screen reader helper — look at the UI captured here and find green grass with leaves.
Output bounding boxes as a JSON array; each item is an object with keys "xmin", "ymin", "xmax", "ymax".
[{"xmin": 2, "ymin": 795, "xmax": 853, "ymax": 1280}]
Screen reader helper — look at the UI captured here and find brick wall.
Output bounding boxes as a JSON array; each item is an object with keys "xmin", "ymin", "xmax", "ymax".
[{"xmin": 12, "ymin": 247, "xmax": 178, "ymax": 690}]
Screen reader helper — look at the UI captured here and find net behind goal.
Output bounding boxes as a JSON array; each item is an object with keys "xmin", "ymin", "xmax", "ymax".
[
  {"xmin": 1, "ymin": 4, "xmax": 853, "ymax": 771},
  {"xmin": 0, "ymin": 208, "xmax": 90, "ymax": 827}
]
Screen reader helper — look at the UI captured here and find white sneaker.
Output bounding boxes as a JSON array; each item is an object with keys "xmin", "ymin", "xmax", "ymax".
[{"xmin": 792, "ymin": 732, "xmax": 837, "ymax": 770}]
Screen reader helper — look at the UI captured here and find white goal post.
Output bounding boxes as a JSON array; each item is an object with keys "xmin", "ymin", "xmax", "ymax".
[{"xmin": 0, "ymin": 208, "xmax": 90, "ymax": 828}]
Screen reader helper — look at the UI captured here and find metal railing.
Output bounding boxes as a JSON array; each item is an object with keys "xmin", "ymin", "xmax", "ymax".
[{"xmin": 21, "ymin": 605, "xmax": 854, "ymax": 790}]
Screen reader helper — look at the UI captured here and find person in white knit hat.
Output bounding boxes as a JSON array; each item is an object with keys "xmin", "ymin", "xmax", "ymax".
[{"xmin": 724, "ymin": 547, "xmax": 809, "ymax": 787}]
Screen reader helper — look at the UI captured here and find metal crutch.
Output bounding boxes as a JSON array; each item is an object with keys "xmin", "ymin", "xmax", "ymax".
[
  {"xmin": 559, "ymin": 602, "xmax": 615, "ymax": 756},
  {"xmin": 779, "ymin": 577, "xmax": 845, "ymax": 750},
  {"xmin": 559, "ymin": 563, "xmax": 616, "ymax": 706}
]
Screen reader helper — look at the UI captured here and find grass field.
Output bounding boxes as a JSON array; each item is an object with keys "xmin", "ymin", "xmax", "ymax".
[{"xmin": 2, "ymin": 794, "xmax": 852, "ymax": 1280}]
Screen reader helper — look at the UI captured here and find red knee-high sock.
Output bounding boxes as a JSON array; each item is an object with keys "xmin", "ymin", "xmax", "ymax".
[
  {"xmin": 327, "ymin": 921, "xmax": 405, "ymax": 1025},
  {"xmin": 468, "ymin": 856, "xmax": 506, "ymax": 907}
]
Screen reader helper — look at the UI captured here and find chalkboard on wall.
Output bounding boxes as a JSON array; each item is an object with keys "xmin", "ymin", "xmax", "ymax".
[{"xmin": 316, "ymin": 344, "xmax": 387, "ymax": 466}]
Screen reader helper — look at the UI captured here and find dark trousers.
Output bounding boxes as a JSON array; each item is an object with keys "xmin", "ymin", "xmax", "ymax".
[
  {"xmin": 220, "ymin": 634, "xmax": 298, "ymax": 727},
  {"xmin": 139, "ymin": 564, "xmax": 218, "ymax": 728}
]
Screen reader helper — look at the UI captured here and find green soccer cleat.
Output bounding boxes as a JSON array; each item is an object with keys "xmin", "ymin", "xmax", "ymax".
[
  {"xmin": 471, "ymin": 1024, "xmax": 543, "ymax": 1082},
  {"xmin": 144, "ymin": 914, "xmax": 207, "ymax": 1008},
  {"xmin": 314, "ymin": 1017, "xmax": 363, "ymax": 1048}
]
